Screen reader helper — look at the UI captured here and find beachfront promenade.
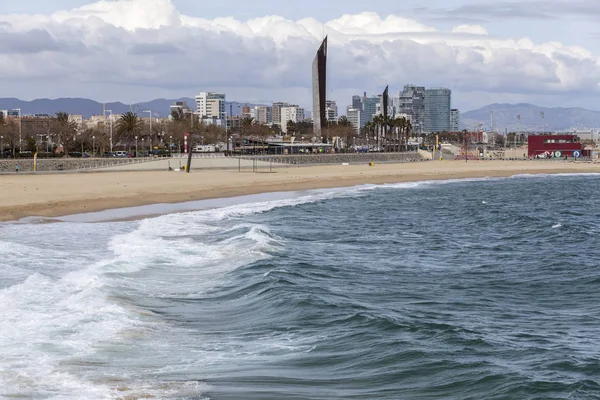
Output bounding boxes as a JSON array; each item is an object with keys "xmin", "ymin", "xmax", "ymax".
[{"xmin": 0, "ymin": 152, "xmax": 428, "ymax": 173}]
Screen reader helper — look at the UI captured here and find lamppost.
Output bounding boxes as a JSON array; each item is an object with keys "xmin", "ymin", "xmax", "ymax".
[
  {"xmin": 0, "ymin": 136, "xmax": 3, "ymax": 158},
  {"xmin": 169, "ymin": 135, "xmax": 173, "ymax": 156},
  {"xmin": 14, "ymin": 108, "xmax": 21, "ymax": 152},
  {"xmin": 201, "ymin": 136, "xmax": 204, "ymax": 150},
  {"xmin": 144, "ymin": 110, "xmax": 152, "ymax": 152},
  {"xmin": 135, "ymin": 136, "xmax": 138, "ymax": 157},
  {"xmin": 141, "ymin": 138, "xmax": 145, "ymax": 156},
  {"xmin": 92, "ymin": 135, "xmax": 95, "ymax": 157},
  {"xmin": 106, "ymin": 110, "xmax": 113, "ymax": 151}
]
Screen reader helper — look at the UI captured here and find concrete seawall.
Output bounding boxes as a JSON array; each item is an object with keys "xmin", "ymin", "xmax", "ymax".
[
  {"xmin": 247, "ymin": 152, "xmax": 427, "ymax": 165},
  {"xmin": 0, "ymin": 158, "xmax": 157, "ymax": 173}
]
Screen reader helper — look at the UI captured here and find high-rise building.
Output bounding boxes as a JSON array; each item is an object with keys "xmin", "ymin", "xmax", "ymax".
[
  {"xmin": 424, "ymin": 88, "xmax": 451, "ymax": 133},
  {"xmin": 352, "ymin": 95, "xmax": 362, "ymax": 110},
  {"xmin": 272, "ymin": 102, "xmax": 292, "ymax": 126},
  {"xmin": 451, "ymin": 109, "xmax": 460, "ymax": 132},
  {"xmin": 281, "ymin": 107, "xmax": 305, "ymax": 133},
  {"xmin": 362, "ymin": 94, "xmax": 379, "ymax": 124},
  {"xmin": 312, "ymin": 36, "xmax": 327, "ymax": 135},
  {"xmin": 256, "ymin": 106, "xmax": 272, "ymax": 124},
  {"xmin": 397, "ymin": 85, "xmax": 426, "ymax": 133},
  {"xmin": 346, "ymin": 107, "xmax": 361, "ymax": 134},
  {"xmin": 205, "ymin": 99, "xmax": 226, "ymax": 120},
  {"xmin": 195, "ymin": 92, "xmax": 226, "ymax": 119},
  {"xmin": 325, "ymin": 100, "xmax": 338, "ymax": 122}
]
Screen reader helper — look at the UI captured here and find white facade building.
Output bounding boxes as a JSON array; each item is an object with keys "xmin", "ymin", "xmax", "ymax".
[
  {"xmin": 346, "ymin": 107, "xmax": 361, "ymax": 134},
  {"xmin": 451, "ymin": 109, "xmax": 460, "ymax": 132},
  {"xmin": 195, "ymin": 92, "xmax": 226, "ymax": 119},
  {"xmin": 325, "ymin": 100, "xmax": 338, "ymax": 122},
  {"xmin": 280, "ymin": 107, "xmax": 305, "ymax": 133}
]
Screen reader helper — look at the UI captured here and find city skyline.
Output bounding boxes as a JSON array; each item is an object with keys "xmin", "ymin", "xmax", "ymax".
[{"xmin": 2, "ymin": 0, "xmax": 600, "ymax": 112}]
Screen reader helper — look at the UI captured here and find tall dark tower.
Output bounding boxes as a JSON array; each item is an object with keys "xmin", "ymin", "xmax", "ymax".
[
  {"xmin": 382, "ymin": 85, "xmax": 389, "ymax": 120},
  {"xmin": 312, "ymin": 36, "xmax": 327, "ymax": 136}
]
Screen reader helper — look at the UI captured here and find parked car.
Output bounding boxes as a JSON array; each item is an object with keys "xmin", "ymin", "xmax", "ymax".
[{"xmin": 103, "ymin": 152, "xmax": 116, "ymax": 158}]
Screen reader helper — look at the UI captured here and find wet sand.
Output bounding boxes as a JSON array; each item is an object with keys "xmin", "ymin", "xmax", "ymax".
[{"xmin": 1, "ymin": 160, "xmax": 600, "ymax": 221}]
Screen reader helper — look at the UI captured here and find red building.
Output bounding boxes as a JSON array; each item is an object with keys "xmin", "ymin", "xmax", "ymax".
[{"xmin": 527, "ymin": 135, "xmax": 589, "ymax": 158}]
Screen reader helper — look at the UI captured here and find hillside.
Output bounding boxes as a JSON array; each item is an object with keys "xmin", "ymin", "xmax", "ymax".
[
  {"xmin": 0, "ymin": 98, "xmax": 261, "ymax": 118},
  {"xmin": 461, "ymin": 103, "xmax": 600, "ymax": 132}
]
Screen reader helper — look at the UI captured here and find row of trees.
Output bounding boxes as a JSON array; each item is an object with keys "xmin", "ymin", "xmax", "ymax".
[
  {"xmin": 363, "ymin": 115, "xmax": 413, "ymax": 151},
  {"xmin": 0, "ymin": 109, "xmax": 418, "ymax": 157}
]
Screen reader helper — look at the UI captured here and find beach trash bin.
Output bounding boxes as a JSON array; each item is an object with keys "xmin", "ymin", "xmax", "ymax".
[{"xmin": 369, "ymin": 162, "xmax": 375, "ymax": 167}]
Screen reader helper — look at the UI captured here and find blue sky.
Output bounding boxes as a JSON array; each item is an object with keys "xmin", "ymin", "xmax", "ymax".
[{"xmin": 1, "ymin": 0, "xmax": 600, "ymax": 112}]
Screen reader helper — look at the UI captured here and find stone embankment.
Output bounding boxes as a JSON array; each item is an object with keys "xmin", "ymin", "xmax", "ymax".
[
  {"xmin": 0, "ymin": 158, "xmax": 154, "ymax": 173},
  {"xmin": 246, "ymin": 152, "xmax": 426, "ymax": 165}
]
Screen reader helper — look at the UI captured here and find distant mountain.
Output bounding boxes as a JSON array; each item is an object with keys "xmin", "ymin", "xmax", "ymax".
[
  {"xmin": 0, "ymin": 98, "xmax": 263, "ymax": 118},
  {"xmin": 461, "ymin": 103, "xmax": 600, "ymax": 132}
]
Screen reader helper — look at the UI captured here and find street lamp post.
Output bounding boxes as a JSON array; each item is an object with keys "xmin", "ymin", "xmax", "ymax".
[
  {"xmin": 0, "ymin": 136, "xmax": 3, "ymax": 158},
  {"xmin": 141, "ymin": 138, "xmax": 144, "ymax": 156},
  {"xmin": 135, "ymin": 136, "xmax": 138, "ymax": 157},
  {"xmin": 144, "ymin": 110, "xmax": 152, "ymax": 152},
  {"xmin": 169, "ymin": 135, "xmax": 173, "ymax": 156},
  {"xmin": 14, "ymin": 108, "xmax": 21, "ymax": 152},
  {"xmin": 106, "ymin": 110, "xmax": 113, "ymax": 151},
  {"xmin": 92, "ymin": 135, "xmax": 95, "ymax": 157}
]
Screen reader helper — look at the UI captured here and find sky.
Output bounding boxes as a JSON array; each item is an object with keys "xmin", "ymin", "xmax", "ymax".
[{"xmin": 1, "ymin": 0, "xmax": 600, "ymax": 113}]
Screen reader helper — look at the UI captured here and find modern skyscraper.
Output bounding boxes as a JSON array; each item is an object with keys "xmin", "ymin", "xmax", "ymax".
[
  {"xmin": 312, "ymin": 36, "xmax": 327, "ymax": 135},
  {"xmin": 451, "ymin": 109, "xmax": 460, "ymax": 132},
  {"xmin": 362, "ymin": 94, "xmax": 379, "ymax": 124},
  {"xmin": 397, "ymin": 85, "xmax": 426, "ymax": 133},
  {"xmin": 382, "ymin": 86, "xmax": 389, "ymax": 120},
  {"xmin": 424, "ymin": 88, "xmax": 451, "ymax": 133}
]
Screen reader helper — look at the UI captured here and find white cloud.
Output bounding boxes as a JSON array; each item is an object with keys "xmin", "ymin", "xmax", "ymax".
[
  {"xmin": 451, "ymin": 24, "xmax": 488, "ymax": 35},
  {"xmin": 0, "ymin": 0, "xmax": 599, "ymax": 111}
]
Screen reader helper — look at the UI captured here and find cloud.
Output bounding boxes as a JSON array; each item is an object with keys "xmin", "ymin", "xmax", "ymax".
[
  {"xmin": 429, "ymin": 0, "xmax": 600, "ymax": 21},
  {"xmin": 451, "ymin": 25, "xmax": 488, "ymax": 35},
  {"xmin": 0, "ymin": 0, "xmax": 599, "ymax": 111}
]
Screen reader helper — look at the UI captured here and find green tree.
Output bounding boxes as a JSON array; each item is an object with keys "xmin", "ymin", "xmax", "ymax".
[
  {"xmin": 115, "ymin": 112, "xmax": 144, "ymax": 148},
  {"xmin": 50, "ymin": 112, "xmax": 78, "ymax": 154},
  {"xmin": 286, "ymin": 120, "xmax": 296, "ymax": 136}
]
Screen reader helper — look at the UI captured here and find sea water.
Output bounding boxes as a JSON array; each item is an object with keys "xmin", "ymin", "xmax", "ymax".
[{"xmin": 1, "ymin": 174, "xmax": 600, "ymax": 399}]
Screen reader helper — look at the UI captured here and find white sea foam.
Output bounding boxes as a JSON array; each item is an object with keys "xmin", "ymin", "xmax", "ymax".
[{"xmin": 1, "ymin": 190, "xmax": 356, "ymax": 397}]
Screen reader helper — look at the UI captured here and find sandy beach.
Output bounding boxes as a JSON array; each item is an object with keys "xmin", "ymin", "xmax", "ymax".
[{"xmin": 1, "ymin": 160, "xmax": 600, "ymax": 221}]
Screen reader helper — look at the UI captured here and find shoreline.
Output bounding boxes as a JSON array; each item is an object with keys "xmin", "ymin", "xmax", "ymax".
[{"xmin": 2, "ymin": 160, "xmax": 600, "ymax": 222}]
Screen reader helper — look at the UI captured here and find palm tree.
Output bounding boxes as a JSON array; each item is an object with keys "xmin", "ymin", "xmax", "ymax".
[
  {"xmin": 115, "ymin": 112, "xmax": 144, "ymax": 149},
  {"xmin": 372, "ymin": 115, "xmax": 385, "ymax": 151},
  {"xmin": 338, "ymin": 116, "xmax": 352, "ymax": 127},
  {"xmin": 405, "ymin": 120, "xmax": 413, "ymax": 151}
]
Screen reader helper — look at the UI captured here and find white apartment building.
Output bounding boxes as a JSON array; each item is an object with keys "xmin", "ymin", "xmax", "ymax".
[
  {"xmin": 280, "ymin": 106, "xmax": 305, "ymax": 133},
  {"xmin": 451, "ymin": 109, "xmax": 460, "ymax": 132},
  {"xmin": 325, "ymin": 100, "xmax": 338, "ymax": 122},
  {"xmin": 195, "ymin": 92, "xmax": 226, "ymax": 119},
  {"xmin": 346, "ymin": 107, "xmax": 361, "ymax": 134}
]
